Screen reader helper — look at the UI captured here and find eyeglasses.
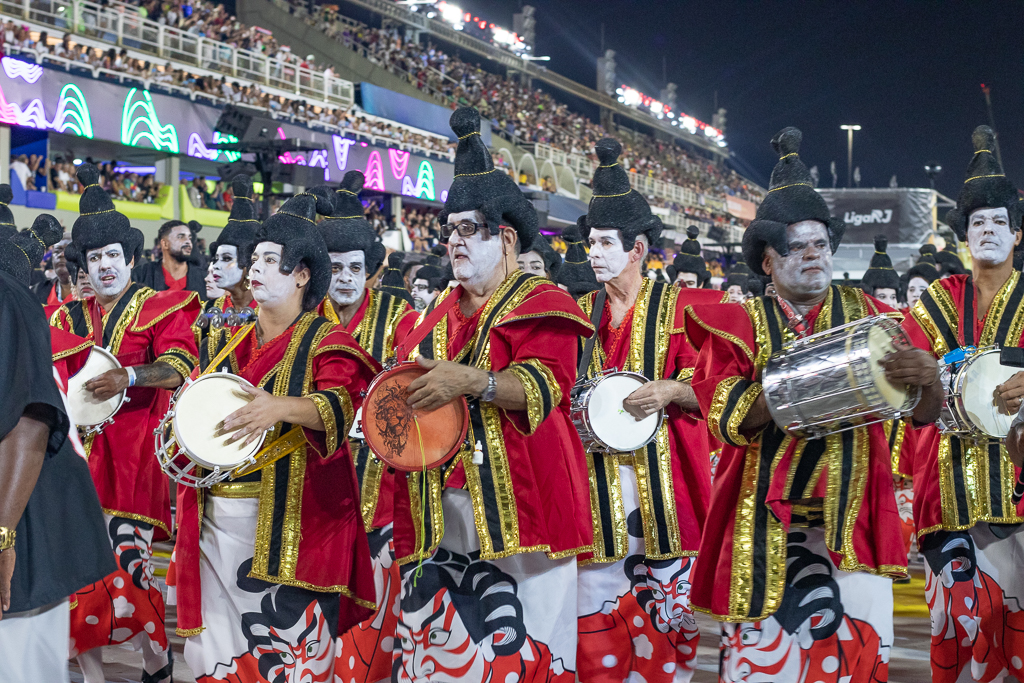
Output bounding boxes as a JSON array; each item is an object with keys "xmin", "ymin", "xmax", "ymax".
[{"xmin": 439, "ymin": 220, "xmax": 496, "ymax": 240}]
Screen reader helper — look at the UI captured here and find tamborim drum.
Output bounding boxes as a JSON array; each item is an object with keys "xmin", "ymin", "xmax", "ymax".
[
  {"xmin": 154, "ymin": 372, "xmax": 266, "ymax": 488},
  {"xmin": 762, "ymin": 315, "xmax": 920, "ymax": 438},
  {"xmin": 67, "ymin": 346, "xmax": 127, "ymax": 434},
  {"xmin": 362, "ymin": 362, "xmax": 469, "ymax": 472},
  {"xmin": 571, "ymin": 371, "xmax": 664, "ymax": 453},
  {"xmin": 938, "ymin": 348, "xmax": 1019, "ymax": 438}
]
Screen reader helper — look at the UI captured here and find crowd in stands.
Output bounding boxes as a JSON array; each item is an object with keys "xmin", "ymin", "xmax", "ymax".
[{"xmin": 8, "ymin": 154, "xmax": 163, "ymax": 202}]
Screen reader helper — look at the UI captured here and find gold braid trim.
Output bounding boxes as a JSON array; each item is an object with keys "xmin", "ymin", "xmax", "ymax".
[
  {"xmin": 726, "ymin": 381, "xmax": 763, "ymax": 447},
  {"xmin": 677, "ymin": 367, "xmax": 695, "ymax": 381},
  {"xmin": 504, "ymin": 359, "xmax": 561, "ymax": 435},
  {"xmin": 683, "ymin": 305, "xmax": 754, "ymax": 361},
  {"xmin": 101, "ymin": 509, "xmax": 170, "ymax": 537},
  {"xmin": 176, "ymin": 626, "xmax": 205, "ymax": 637},
  {"xmin": 307, "ymin": 393, "xmax": 338, "ymax": 456},
  {"xmin": 52, "ymin": 339, "xmax": 93, "ymax": 361},
  {"xmin": 130, "ymin": 291, "xmax": 198, "ymax": 331},
  {"xmin": 707, "ymin": 376, "xmax": 743, "ymax": 444},
  {"xmin": 156, "ymin": 350, "xmax": 198, "ymax": 379}
]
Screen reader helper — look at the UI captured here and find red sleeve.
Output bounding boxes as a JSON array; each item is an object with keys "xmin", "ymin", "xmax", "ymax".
[
  {"xmin": 394, "ymin": 306, "xmax": 418, "ymax": 348},
  {"xmin": 143, "ymin": 292, "xmax": 202, "ymax": 378},
  {"xmin": 306, "ymin": 330, "xmax": 380, "ymax": 458}
]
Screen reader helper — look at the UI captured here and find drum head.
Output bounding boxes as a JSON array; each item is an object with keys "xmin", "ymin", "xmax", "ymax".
[
  {"xmin": 67, "ymin": 347, "xmax": 124, "ymax": 427},
  {"xmin": 960, "ymin": 351, "xmax": 1020, "ymax": 438},
  {"xmin": 363, "ymin": 364, "xmax": 469, "ymax": 472},
  {"xmin": 173, "ymin": 374, "xmax": 264, "ymax": 468},
  {"xmin": 588, "ymin": 373, "xmax": 660, "ymax": 452},
  {"xmin": 866, "ymin": 324, "xmax": 909, "ymax": 410}
]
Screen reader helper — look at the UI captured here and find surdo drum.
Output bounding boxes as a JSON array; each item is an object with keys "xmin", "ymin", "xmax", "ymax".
[{"xmin": 761, "ymin": 315, "xmax": 919, "ymax": 438}]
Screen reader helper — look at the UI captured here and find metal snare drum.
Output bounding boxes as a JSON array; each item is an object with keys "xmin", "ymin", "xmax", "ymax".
[
  {"xmin": 762, "ymin": 315, "xmax": 920, "ymax": 438},
  {"xmin": 570, "ymin": 370, "xmax": 664, "ymax": 453},
  {"xmin": 938, "ymin": 347, "xmax": 1020, "ymax": 438}
]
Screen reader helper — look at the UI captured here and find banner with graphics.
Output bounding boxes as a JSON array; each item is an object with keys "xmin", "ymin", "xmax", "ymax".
[
  {"xmin": 816, "ymin": 188, "xmax": 935, "ymax": 244},
  {"xmin": 0, "ymin": 57, "xmax": 455, "ymax": 201}
]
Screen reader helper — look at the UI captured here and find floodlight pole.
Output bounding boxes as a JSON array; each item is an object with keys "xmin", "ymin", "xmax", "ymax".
[{"xmin": 840, "ymin": 125, "xmax": 861, "ymax": 188}]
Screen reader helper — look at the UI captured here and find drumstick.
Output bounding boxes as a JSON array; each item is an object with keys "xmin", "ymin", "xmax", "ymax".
[{"xmin": 1012, "ymin": 472, "xmax": 1024, "ymax": 506}]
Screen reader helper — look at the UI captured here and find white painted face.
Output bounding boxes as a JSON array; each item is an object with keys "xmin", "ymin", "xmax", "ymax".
[
  {"xmin": 75, "ymin": 267, "xmax": 95, "ymax": 299},
  {"xmin": 205, "ymin": 261, "xmax": 225, "ymax": 299},
  {"xmin": 874, "ymin": 287, "xmax": 898, "ymax": 308},
  {"xmin": 764, "ymin": 221, "xmax": 832, "ymax": 300},
  {"xmin": 907, "ymin": 277, "xmax": 929, "ymax": 309},
  {"xmin": 410, "ymin": 278, "xmax": 437, "ymax": 312},
  {"xmin": 86, "ymin": 243, "xmax": 132, "ymax": 298},
  {"xmin": 516, "ymin": 250, "xmax": 546, "ymax": 277},
  {"xmin": 727, "ymin": 284, "xmax": 745, "ymax": 303},
  {"xmin": 588, "ymin": 228, "xmax": 633, "ymax": 283},
  {"xmin": 676, "ymin": 271, "xmax": 699, "ymax": 288},
  {"xmin": 248, "ymin": 242, "xmax": 305, "ymax": 309},
  {"xmin": 328, "ymin": 250, "xmax": 366, "ymax": 307},
  {"xmin": 212, "ymin": 244, "xmax": 244, "ymax": 290},
  {"xmin": 967, "ymin": 207, "xmax": 1019, "ymax": 267},
  {"xmin": 446, "ymin": 210, "xmax": 504, "ymax": 287}
]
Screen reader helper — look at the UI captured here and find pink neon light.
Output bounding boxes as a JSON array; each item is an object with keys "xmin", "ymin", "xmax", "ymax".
[
  {"xmin": 363, "ymin": 150, "xmax": 385, "ymax": 191},
  {"xmin": 388, "ymin": 149, "xmax": 410, "ymax": 180}
]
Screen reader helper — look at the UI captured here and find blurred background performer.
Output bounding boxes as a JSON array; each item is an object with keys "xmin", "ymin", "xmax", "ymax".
[
  {"xmin": 0, "ymin": 219, "xmax": 113, "ymax": 683},
  {"xmin": 859, "ymin": 235, "xmax": 918, "ymax": 558},
  {"xmin": 573, "ymin": 139, "xmax": 722, "ymax": 683},
  {"xmin": 133, "ymin": 219, "xmax": 206, "ymax": 298},
  {"xmin": 904, "ymin": 245, "xmax": 941, "ymax": 310},
  {"xmin": 409, "ymin": 264, "xmax": 446, "ymax": 312},
  {"xmin": 31, "ymin": 230, "xmax": 75, "ymax": 306},
  {"xmin": 315, "ymin": 170, "xmax": 417, "ymax": 683},
  {"xmin": 389, "ymin": 107, "xmax": 594, "ymax": 683},
  {"xmin": 683, "ymin": 128, "xmax": 942, "ymax": 681},
  {"xmin": 196, "ymin": 175, "xmax": 259, "ymax": 372},
  {"xmin": 903, "ymin": 127, "xmax": 1024, "ymax": 682},
  {"xmin": 556, "ymin": 224, "xmax": 601, "ymax": 299},
  {"xmin": 50, "ymin": 163, "xmax": 200, "ymax": 683},
  {"xmin": 172, "ymin": 188, "xmax": 378, "ymax": 683},
  {"xmin": 517, "ymin": 233, "xmax": 562, "ymax": 280},
  {"xmin": 666, "ymin": 226, "xmax": 712, "ymax": 289}
]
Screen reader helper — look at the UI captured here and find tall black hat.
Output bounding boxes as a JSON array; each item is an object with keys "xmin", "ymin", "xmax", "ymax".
[
  {"xmin": 555, "ymin": 224, "xmax": 600, "ymax": 299},
  {"xmin": 254, "ymin": 185, "xmax": 335, "ymax": 311},
  {"xmin": 860, "ymin": 235, "xmax": 901, "ymax": 293},
  {"xmin": 379, "ymin": 251, "xmax": 414, "ymax": 307},
  {"xmin": 66, "ymin": 163, "xmax": 142, "ymax": 271},
  {"xmin": 579, "ymin": 138, "xmax": 662, "ymax": 249},
  {"xmin": 0, "ymin": 185, "xmax": 16, "ymax": 239},
  {"xmin": 210, "ymin": 174, "xmax": 260, "ymax": 266},
  {"xmin": 906, "ymin": 244, "xmax": 941, "ymax": 284},
  {"xmin": 440, "ymin": 107, "xmax": 538, "ymax": 249},
  {"xmin": 934, "ymin": 241, "xmax": 967, "ymax": 275},
  {"xmin": 524, "ymin": 234, "xmax": 561, "ymax": 277},
  {"xmin": 743, "ymin": 128, "xmax": 845, "ymax": 276},
  {"xmin": 414, "ymin": 264, "xmax": 446, "ymax": 293},
  {"xmin": 946, "ymin": 126, "xmax": 1023, "ymax": 241},
  {"xmin": 317, "ymin": 171, "xmax": 386, "ymax": 274},
  {"xmin": 669, "ymin": 226, "xmax": 710, "ymax": 287},
  {"xmin": 0, "ymin": 214, "xmax": 63, "ymax": 284}
]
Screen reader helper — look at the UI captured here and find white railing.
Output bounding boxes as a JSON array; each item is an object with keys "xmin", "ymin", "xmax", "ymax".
[{"xmin": 4, "ymin": 0, "xmax": 354, "ymax": 106}]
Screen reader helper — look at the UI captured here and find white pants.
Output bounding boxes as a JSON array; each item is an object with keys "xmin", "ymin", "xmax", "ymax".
[{"xmin": 0, "ymin": 599, "xmax": 70, "ymax": 683}]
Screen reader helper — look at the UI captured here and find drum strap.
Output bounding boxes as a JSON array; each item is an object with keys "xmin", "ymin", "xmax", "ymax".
[
  {"xmin": 189, "ymin": 323, "xmax": 256, "ymax": 381},
  {"xmin": 393, "ymin": 286, "xmax": 464, "ymax": 363},
  {"xmin": 576, "ymin": 289, "xmax": 607, "ymax": 383}
]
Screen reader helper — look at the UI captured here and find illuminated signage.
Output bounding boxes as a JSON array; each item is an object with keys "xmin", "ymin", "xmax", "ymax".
[
  {"xmin": 616, "ymin": 84, "xmax": 724, "ymax": 144},
  {"xmin": 121, "ymin": 88, "xmax": 178, "ymax": 152}
]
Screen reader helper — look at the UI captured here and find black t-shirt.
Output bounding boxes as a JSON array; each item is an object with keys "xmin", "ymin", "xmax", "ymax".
[{"xmin": 0, "ymin": 271, "xmax": 114, "ymax": 613}]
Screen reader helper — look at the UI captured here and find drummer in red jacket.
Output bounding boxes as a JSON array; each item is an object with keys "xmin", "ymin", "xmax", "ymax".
[
  {"xmin": 683, "ymin": 128, "xmax": 941, "ymax": 683},
  {"xmin": 570, "ymin": 138, "xmax": 725, "ymax": 683},
  {"xmin": 49, "ymin": 163, "xmax": 200, "ymax": 683},
  {"xmin": 902, "ymin": 126, "xmax": 1024, "ymax": 683}
]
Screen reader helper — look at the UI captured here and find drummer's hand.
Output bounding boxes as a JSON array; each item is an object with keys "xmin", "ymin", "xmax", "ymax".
[
  {"xmin": 995, "ymin": 371, "xmax": 1024, "ymax": 416},
  {"xmin": 881, "ymin": 345, "xmax": 939, "ymax": 388},
  {"xmin": 84, "ymin": 368, "xmax": 129, "ymax": 401},
  {"xmin": 406, "ymin": 357, "xmax": 482, "ymax": 411},
  {"xmin": 623, "ymin": 380, "xmax": 687, "ymax": 420},
  {"xmin": 222, "ymin": 384, "xmax": 278, "ymax": 446}
]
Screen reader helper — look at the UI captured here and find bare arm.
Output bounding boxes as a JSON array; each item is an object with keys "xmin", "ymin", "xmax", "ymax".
[
  {"xmin": 406, "ymin": 357, "xmax": 527, "ymax": 412},
  {"xmin": 622, "ymin": 380, "xmax": 698, "ymax": 419},
  {"xmin": 83, "ymin": 361, "xmax": 185, "ymax": 401},
  {"xmin": 222, "ymin": 386, "xmax": 325, "ymax": 446}
]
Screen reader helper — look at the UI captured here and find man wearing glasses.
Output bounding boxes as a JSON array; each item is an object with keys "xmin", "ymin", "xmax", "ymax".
[{"xmin": 387, "ymin": 107, "xmax": 595, "ymax": 683}]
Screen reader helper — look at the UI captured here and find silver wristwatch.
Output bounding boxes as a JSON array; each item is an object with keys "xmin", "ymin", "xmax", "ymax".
[{"xmin": 480, "ymin": 371, "xmax": 498, "ymax": 403}]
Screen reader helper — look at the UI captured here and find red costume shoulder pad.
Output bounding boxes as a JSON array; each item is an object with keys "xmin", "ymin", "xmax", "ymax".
[
  {"xmin": 133, "ymin": 290, "xmax": 201, "ymax": 331},
  {"xmin": 51, "ymin": 327, "xmax": 93, "ymax": 376},
  {"xmin": 496, "ymin": 280, "xmax": 593, "ymax": 336},
  {"xmin": 683, "ymin": 301, "xmax": 756, "ymax": 357},
  {"xmin": 313, "ymin": 325, "xmax": 382, "ymax": 374},
  {"xmin": 672, "ymin": 287, "xmax": 729, "ymax": 332}
]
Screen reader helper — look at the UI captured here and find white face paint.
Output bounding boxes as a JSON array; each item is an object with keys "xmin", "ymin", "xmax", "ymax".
[
  {"xmin": 328, "ymin": 251, "xmax": 366, "ymax": 307},
  {"xmin": 248, "ymin": 242, "xmax": 304, "ymax": 310},
  {"xmin": 676, "ymin": 271, "xmax": 699, "ymax": 288},
  {"xmin": 588, "ymin": 228, "xmax": 633, "ymax": 283},
  {"xmin": 907, "ymin": 277, "xmax": 929, "ymax": 309},
  {"xmin": 411, "ymin": 278, "xmax": 437, "ymax": 312},
  {"xmin": 967, "ymin": 207, "xmax": 1018, "ymax": 267},
  {"xmin": 727, "ymin": 284, "xmax": 745, "ymax": 303},
  {"xmin": 212, "ymin": 244, "xmax": 244, "ymax": 290},
  {"xmin": 446, "ymin": 210, "xmax": 504, "ymax": 287},
  {"xmin": 874, "ymin": 287, "xmax": 898, "ymax": 308},
  {"xmin": 86, "ymin": 243, "xmax": 132, "ymax": 299},
  {"xmin": 205, "ymin": 261, "xmax": 225, "ymax": 299},
  {"xmin": 765, "ymin": 220, "xmax": 832, "ymax": 300},
  {"xmin": 516, "ymin": 250, "xmax": 546, "ymax": 277}
]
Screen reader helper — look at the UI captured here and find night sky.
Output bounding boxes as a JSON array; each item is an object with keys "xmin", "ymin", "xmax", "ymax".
[{"xmin": 442, "ymin": 0, "xmax": 1024, "ymax": 199}]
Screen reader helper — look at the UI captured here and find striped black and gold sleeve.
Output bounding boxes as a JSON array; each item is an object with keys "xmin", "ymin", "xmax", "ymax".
[
  {"xmin": 307, "ymin": 387, "xmax": 356, "ymax": 456},
  {"xmin": 156, "ymin": 348, "xmax": 198, "ymax": 379},
  {"xmin": 707, "ymin": 376, "xmax": 762, "ymax": 447},
  {"xmin": 505, "ymin": 358, "xmax": 563, "ymax": 435}
]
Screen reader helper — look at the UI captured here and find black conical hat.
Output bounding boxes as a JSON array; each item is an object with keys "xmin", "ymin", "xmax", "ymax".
[
  {"xmin": 556, "ymin": 222, "xmax": 600, "ymax": 298},
  {"xmin": 255, "ymin": 186, "xmax": 335, "ymax": 310},
  {"xmin": 379, "ymin": 251, "xmax": 414, "ymax": 307},
  {"xmin": 210, "ymin": 174, "xmax": 260, "ymax": 266},
  {"xmin": 0, "ymin": 214, "xmax": 62, "ymax": 284},
  {"xmin": 860, "ymin": 235, "xmax": 901, "ymax": 292},
  {"xmin": 671, "ymin": 225, "xmax": 710, "ymax": 286},
  {"xmin": 0, "ymin": 185, "xmax": 15, "ymax": 239},
  {"xmin": 742, "ymin": 127, "xmax": 845, "ymax": 276},
  {"xmin": 946, "ymin": 126, "xmax": 1023, "ymax": 240},
  {"xmin": 440, "ymin": 107, "xmax": 538, "ymax": 249},
  {"xmin": 933, "ymin": 242, "xmax": 965, "ymax": 275},
  {"xmin": 906, "ymin": 244, "xmax": 941, "ymax": 283},
  {"xmin": 66, "ymin": 163, "xmax": 140, "ymax": 270},
  {"xmin": 317, "ymin": 171, "xmax": 385, "ymax": 274},
  {"xmin": 580, "ymin": 138, "xmax": 662, "ymax": 249}
]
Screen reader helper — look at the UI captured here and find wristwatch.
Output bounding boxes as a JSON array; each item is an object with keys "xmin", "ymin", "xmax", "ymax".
[
  {"xmin": 480, "ymin": 371, "xmax": 498, "ymax": 403},
  {"xmin": 0, "ymin": 526, "xmax": 15, "ymax": 553}
]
